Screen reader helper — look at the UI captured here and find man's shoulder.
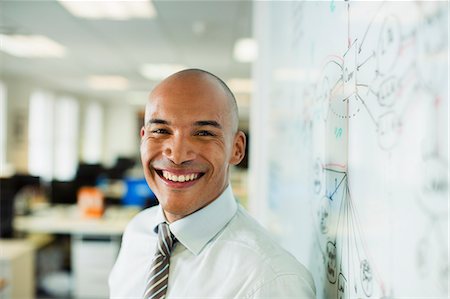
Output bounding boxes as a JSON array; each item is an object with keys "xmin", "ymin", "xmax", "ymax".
[
  {"xmin": 220, "ymin": 206, "xmax": 310, "ymax": 275},
  {"xmin": 215, "ymin": 206, "xmax": 316, "ymax": 294},
  {"xmin": 222, "ymin": 206, "xmax": 284, "ymax": 253}
]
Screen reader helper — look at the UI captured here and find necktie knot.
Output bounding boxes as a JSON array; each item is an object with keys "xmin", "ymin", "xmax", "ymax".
[{"xmin": 157, "ymin": 222, "xmax": 176, "ymax": 257}]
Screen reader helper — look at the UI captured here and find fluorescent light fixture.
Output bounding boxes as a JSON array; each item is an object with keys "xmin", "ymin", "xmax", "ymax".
[
  {"xmin": 58, "ymin": 0, "xmax": 157, "ymax": 20},
  {"xmin": 88, "ymin": 76, "xmax": 129, "ymax": 90},
  {"xmin": 227, "ymin": 78, "xmax": 253, "ymax": 94},
  {"xmin": 140, "ymin": 64, "xmax": 186, "ymax": 81},
  {"xmin": 0, "ymin": 34, "xmax": 66, "ymax": 58},
  {"xmin": 233, "ymin": 38, "xmax": 258, "ymax": 63}
]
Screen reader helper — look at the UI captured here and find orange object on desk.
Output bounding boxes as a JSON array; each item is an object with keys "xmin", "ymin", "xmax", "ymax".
[{"xmin": 77, "ymin": 187, "xmax": 104, "ymax": 218}]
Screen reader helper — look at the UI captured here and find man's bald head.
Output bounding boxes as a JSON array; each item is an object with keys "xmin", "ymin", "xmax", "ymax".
[{"xmin": 148, "ymin": 68, "xmax": 240, "ymax": 132}]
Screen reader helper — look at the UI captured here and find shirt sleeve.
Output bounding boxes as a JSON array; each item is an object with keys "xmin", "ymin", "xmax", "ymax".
[{"xmin": 247, "ymin": 273, "xmax": 317, "ymax": 299}]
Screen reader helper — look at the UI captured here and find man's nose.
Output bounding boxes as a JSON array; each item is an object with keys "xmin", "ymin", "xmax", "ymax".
[{"xmin": 163, "ymin": 134, "xmax": 196, "ymax": 165}]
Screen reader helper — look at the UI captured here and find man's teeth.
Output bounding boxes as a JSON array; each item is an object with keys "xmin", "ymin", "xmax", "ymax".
[{"xmin": 162, "ymin": 171, "xmax": 199, "ymax": 182}]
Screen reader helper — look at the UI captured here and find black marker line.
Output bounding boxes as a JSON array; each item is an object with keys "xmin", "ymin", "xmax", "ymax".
[
  {"xmin": 343, "ymin": 38, "xmax": 357, "ymax": 57},
  {"xmin": 356, "ymin": 93, "xmax": 379, "ymax": 128},
  {"xmin": 357, "ymin": 51, "xmax": 375, "ymax": 70},
  {"xmin": 334, "ymin": 181, "xmax": 348, "ymax": 243},
  {"xmin": 330, "ymin": 59, "xmax": 344, "ymax": 70},
  {"xmin": 329, "ymin": 173, "xmax": 347, "ymax": 200},
  {"xmin": 356, "ymin": 83, "xmax": 369, "ymax": 88}
]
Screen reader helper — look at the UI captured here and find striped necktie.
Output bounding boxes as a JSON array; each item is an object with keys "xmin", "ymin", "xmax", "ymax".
[{"xmin": 143, "ymin": 222, "xmax": 176, "ymax": 299}]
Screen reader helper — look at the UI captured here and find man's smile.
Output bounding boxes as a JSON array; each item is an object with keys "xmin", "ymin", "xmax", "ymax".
[
  {"xmin": 154, "ymin": 168, "xmax": 206, "ymax": 188},
  {"xmin": 163, "ymin": 170, "xmax": 202, "ymax": 182}
]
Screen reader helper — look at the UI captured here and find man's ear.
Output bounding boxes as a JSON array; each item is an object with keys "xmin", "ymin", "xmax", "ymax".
[
  {"xmin": 230, "ymin": 131, "xmax": 246, "ymax": 165},
  {"xmin": 140, "ymin": 126, "xmax": 145, "ymax": 138}
]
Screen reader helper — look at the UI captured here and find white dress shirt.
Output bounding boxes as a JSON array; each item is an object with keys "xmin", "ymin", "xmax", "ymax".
[{"xmin": 109, "ymin": 185, "xmax": 316, "ymax": 298}]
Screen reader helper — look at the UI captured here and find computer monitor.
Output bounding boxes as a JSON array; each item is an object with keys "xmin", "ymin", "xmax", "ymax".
[{"xmin": 50, "ymin": 180, "xmax": 77, "ymax": 205}]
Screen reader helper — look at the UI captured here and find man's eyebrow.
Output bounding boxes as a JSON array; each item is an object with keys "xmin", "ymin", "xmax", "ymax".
[
  {"xmin": 194, "ymin": 120, "xmax": 222, "ymax": 129},
  {"xmin": 146, "ymin": 118, "xmax": 170, "ymax": 126}
]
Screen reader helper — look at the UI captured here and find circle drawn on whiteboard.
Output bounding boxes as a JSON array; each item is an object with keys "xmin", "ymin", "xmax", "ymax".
[
  {"xmin": 329, "ymin": 93, "xmax": 362, "ymax": 119},
  {"xmin": 329, "ymin": 42, "xmax": 362, "ymax": 119},
  {"xmin": 318, "ymin": 196, "xmax": 331, "ymax": 235},
  {"xmin": 377, "ymin": 111, "xmax": 401, "ymax": 150},
  {"xmin": 377, "ymin": 15, "xmax": 401, "ymax": 75},
  {"xmin": 360, "ymin": 259, "xmax": 373, "ymax": 297},
  {"xmin": 326, "ymin": 241, "xmax": 337, "ymax": 283}
]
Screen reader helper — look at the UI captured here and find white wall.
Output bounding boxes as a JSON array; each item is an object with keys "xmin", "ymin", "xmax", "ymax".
[
  {"xmin": 103, "ymin": 103, "xmax": 141, "ymax": 167},
  {"xmin": 1, "ymin": 74, "xmax": 142, "ymax": 178},
  {"xmin": 3, "ymin": 76, "xmax": 34, "ymax": 173}
]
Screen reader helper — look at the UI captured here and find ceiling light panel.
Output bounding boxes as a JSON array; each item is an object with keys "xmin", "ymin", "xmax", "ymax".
[
  {"xmin": 57, "ymin": 0, "xmax": 157, "ymax": 20},
  {"xmin": 0, "ymin": 34, "xmax": 66, "ymax": 58},
  {"xmin": 233, "ymin": 38, "xmax": 258, "ymax": 63},
  {"xmin": 88, "ymin": 75, "xmax": 129, "ymax": 90}
]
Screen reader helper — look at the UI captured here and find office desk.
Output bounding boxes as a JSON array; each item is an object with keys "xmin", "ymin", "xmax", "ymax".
[
  {"xmin": 14, "ymin": 204, "xmax": 140, "ymax": 236},
  {"xmin": 13, "ymin": 204, "xmax": 140, "ymax": 299},
  {"xmin": 0, "ymin": 240, "xmax": 34, "ymax": 299}
]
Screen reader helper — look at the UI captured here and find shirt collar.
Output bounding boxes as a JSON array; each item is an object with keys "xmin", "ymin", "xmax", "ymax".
[{"xmin": 151, "ymin": 185, "xmax": 237, "ymax": 256}]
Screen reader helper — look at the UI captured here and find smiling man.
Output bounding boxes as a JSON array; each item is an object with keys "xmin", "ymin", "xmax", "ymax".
[{"xmin": 109, "ymin": 69, "xmax": 316, "ymax": 298}]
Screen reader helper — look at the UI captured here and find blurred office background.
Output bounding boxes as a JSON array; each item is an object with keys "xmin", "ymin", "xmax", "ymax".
[
  {"xmin": 1, "ymin": 1, "xmax": 449, "ymax": 299},
  {"xmin": 0, "ymin": 1, "xmax": 252, "ymax": 298}
]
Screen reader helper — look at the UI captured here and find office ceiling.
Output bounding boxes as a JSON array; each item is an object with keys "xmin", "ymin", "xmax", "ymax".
[{"xmin": 0, "ymin": 0, "xmax": 253, "ymax": 117}]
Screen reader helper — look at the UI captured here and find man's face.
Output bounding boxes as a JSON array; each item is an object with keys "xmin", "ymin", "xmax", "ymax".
[{"xmin": 140, "ymin": 73, "xmax": 245, "ymax": 223}]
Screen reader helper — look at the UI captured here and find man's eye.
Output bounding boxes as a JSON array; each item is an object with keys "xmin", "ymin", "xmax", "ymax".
[
  {"xmin": 151, "ymin": 128, "xmax": 169, "ymax": 134},
  {"xmin": 196, "ymin": 130, "xmax": 215, "ymax": 137}
]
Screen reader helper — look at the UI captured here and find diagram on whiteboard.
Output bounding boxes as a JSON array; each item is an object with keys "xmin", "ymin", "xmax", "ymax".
[
  {"xmin": 254, "ymin": 1, "xmax": 448, "ymax": 298},
  {"xmin": 312, "ymin": 161, "xmax": 387, "ymax": 298}
]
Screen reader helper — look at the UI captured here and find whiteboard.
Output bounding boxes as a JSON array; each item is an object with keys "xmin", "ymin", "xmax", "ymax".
[{"xmin": 250, "ymin": 1, "xmax": 448, "ymax": 298}]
